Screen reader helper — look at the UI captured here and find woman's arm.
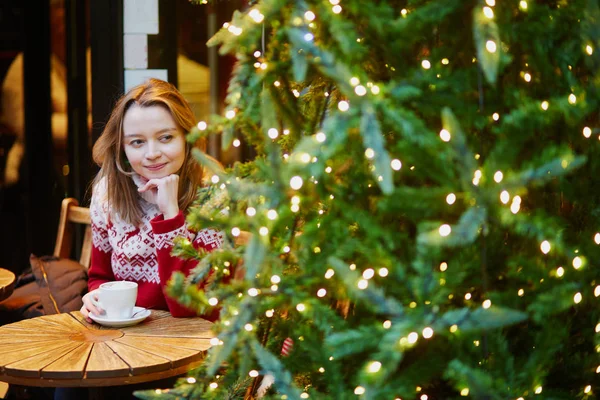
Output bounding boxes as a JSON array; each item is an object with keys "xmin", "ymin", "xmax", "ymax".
[{"xmin": 150, "ymin": 211, "xmax": 223, "ymax": 317}]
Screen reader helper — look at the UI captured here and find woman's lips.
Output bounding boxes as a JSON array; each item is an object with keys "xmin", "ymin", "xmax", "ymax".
[{"xmin": 145, "ymin": 163, "xmax": 166, "ymax": 171}]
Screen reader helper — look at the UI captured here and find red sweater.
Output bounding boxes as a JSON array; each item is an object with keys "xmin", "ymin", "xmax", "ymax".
[{"xmin": 88, "ymin": 178, "xmax": 223, "ymax": 318}]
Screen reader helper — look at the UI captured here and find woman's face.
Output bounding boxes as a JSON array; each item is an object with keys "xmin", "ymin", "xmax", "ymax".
[{"xmin": 122, "ymin": 104, "xmax": 186, "ymax": 181}]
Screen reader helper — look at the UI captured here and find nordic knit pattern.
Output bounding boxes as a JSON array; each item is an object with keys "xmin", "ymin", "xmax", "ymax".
[{"xmin": 88, "ymin": 178, "xmax": 224, "ymax": 318}]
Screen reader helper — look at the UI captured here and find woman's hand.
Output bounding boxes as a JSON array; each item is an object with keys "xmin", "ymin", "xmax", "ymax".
[
  {"xmin": 81, "ymin": 289, "xmax": 102, "ymax": 323},
  {"xmin": 138, "ymin": 174, "xmax": 180, "ymax": 219}
]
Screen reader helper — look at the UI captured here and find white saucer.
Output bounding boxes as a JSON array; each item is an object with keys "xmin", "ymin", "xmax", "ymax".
[{"xmin": 89, "ymin": 306, "xmax": 151, "ymax": 328}]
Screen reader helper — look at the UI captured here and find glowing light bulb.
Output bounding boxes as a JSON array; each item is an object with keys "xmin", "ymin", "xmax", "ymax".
[
  {"xmin": 244, "ymin": 324, "xmax": 253, "ymax": 331},
  {"xmin": 573, "ymin": 256, "xmax": 583, "ymax": 269},
  {"xmin": 304, "ymin": 11, "xmax": 316, "ymax": 21},
  {"xmin": 296, "ymin": 303, "xmax": 306, "ymax": 312},
  {"xmin": 440, "ymin": 262, "xmax": 448, "ymax": 272},
  {"xmin": 446, "ymin": 193, "xmax": 456, "ymax": 205},
  {"xmin": 365, "ymin": 148, "xmax": 375, "ymax": 159},
  {"xmin": 290, "ymin": 176, "xmax": 304, "ymax": 190},
  {"xmin": 246, "ymin": 207, "xmax": 256, "ymax": 217},
  {"xmin": 259, "ymin": 227, "xmax": 269, "ymax": 236},
  {"xmin": 523, "ymin": 72, "xmax": 532, "ymax": 82},
  {"xmin": 494, "ymin": 171, "xmax": 503, "ymax": 183},
  {"xmin": 317, "ymin": 288, "xmax": 327, "ymax": 297},
  {"xmin": 540, "ymin": 240, "xmax": 551, "ymax": 254},
  {"xmin": 482, "ymin": 299, "xmax": 492, "ymax": 309},
  {"xmin": 355, "ymin": 85, "xmax": 367, "ymax": 96},
  {"xmin": 354, "ymin": 387, "xmax": 365, "ymax": 395},
  {"xmin": 586, "ymin": 45, "xmax": 594, "ymax": 55},
  {"xmin": 440, "ymin": 129, "xmax": 451, "ymax": 142},
  {"xmin": 208, "ymin": 297, "xmax": 218, "ymax": 306},
  {"xmin": 422, "ymin": 327, "xmax": 434, "ymax": 338},
  {"xmin": 357, "ymin": 279, "xmax": 368, "ymax": 289},
  {"xmin": 407, "ymin": 332, "xmax": 418, "ymax": 344},
  {"xmin": 541, "ymin": 101, "xmax": 549, "ymax": 110},
  {"xmin": 316, "ymin": 132, "xmax": 326, "ymax": 142},
  {"xmin": 197, "ymin": 121, "xmax": 207, "ymax": 130},
  {"xmin": 338, "ymin": 101, "xmax": 349, "ymax": 111},
  {"xmin": 368, "ymin": 361, "xmax": 382, "ymax": 373},
  {"xmin": 486, "ymin": 40, "xmax": 497, "ymax": 53},
  {"xmin": 483, "ymin": 7, "xmax": 494, "ymax": 19},
  {"xmin": 325, "ymin": 269, "xmax": 335, "ymax": 279},
  {"xmin": 439, "ymin": 224, "xmax": 452, "ymax": 237},
  {"xmin": 267, "ymin": 209, "xmax": 278, "ymax": 220},
  {"xmin": 569, "ymin": 94, "xmax": 577, "ymax": 104},
  {"xmin": 391, "ymin": 159, "xmax": 402, "ymax": 170},
  {"xmin": 500, "ymin": 190, "xmax": 510, "ymax": 204},
  {"xmin": 556, "ymin": 267, "xmax": 565, "ymax": 277},
  {"xmin": 574, "ymin": 292, "xmax": 582, "ymax": 304},
  {"xmin": 332, "ymin": 5, "xmax": 342, "ymax": 14},
  {"xmin": 519, "ymin": 1, "xmax": 528, "ymax": 11},
  {"xmin": 231, "ymin": 227, "xmax": 241, "ymax": 236},
  {"xmin": 421, "ymin": 60, "xmax": 431, "ymax": 69},
  {"xmin": 233, "ymin": 139, "xmax": 241, "ymax": 147},
  {"xmin": 268, "ymin": 128, "xmax": 279, "ymax": 139}
]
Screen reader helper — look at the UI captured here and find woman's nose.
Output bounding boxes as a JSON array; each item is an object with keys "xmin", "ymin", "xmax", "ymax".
[{"xmin": 145, "ymin": 142, "xmax": 161, "ymax": 159}]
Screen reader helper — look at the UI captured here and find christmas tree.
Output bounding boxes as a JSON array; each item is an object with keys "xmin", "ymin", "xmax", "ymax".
[{"xmin": 139, "ymin": 0, "xmax": 600, "ymax": 398}]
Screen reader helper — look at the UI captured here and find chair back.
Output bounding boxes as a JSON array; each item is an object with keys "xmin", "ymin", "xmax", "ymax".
[{"xmin": 53, "ymin": 198, "xmax": 92, "ymax": 270}]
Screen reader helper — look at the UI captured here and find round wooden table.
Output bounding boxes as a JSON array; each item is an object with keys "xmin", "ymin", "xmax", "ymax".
[
  {"xmin": 0, "ymin": 310, "xmax": 214, "ymax": 387},
  {"xmin": 0, "ymin": 268, "xmax": 16, "ymax": 302}
]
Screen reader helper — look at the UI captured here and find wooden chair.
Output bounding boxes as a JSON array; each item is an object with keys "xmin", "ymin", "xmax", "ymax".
[{"xmin": 53, "ymin": 197, "xmax": 92, "ymax": 269}]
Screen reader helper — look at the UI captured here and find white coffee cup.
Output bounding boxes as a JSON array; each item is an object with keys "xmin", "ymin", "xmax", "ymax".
[{"xmin": 95, "ymin": 281, "xmax": 138, "ymax": 319}]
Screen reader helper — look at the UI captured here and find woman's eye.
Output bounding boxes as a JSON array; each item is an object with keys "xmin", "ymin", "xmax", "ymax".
[
  {"xmin": 160, "ymin": 135, "xmax": 173, "ymax": 142},
  {"xmin": 130, "ymin": 139, "xmax": 144, "ymax": 146}
]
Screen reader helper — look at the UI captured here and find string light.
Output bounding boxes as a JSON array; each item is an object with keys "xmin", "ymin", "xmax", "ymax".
[
  {"xmin": 296, "ymin": 303, "xmax": 306, "ymax": 312},
  {"xmin": 371, "ymin": 85, "xmax": 380, "ymax": 94},
  {"xmin": 541, "ymin": 101, "xmax": 549, "ymax": 110},
  {"xmin": 574, "ymin": 292, "xmax": 582, "ymax": 304},
  {"xmin": 268, "ymin": 128, "xmax": 279, "ymax": 139},
  {"xmin": 231, "ymin": 227, "xmax": 241, "ymax": 237},
  {"xmin": 290, "ymin": 176, "xmax": 304, "ymax": 190},
  {"xmin": 368, "ymin": 361, "xmax": 382, "ymax": 373},
  {"xmin": 421, "ymin": 60, "xmax": 431, "ymax": 69},
  {"xmin": 500, "ymin": 190, "xmax": 510, "ymax": 204},
  {"xmin": 473, "ymin": 170, "xmax": 482, "ymax": 185},
  {"xmin": 267, "ymin": 209, "xmax": 278, "ymax": 220},
  {"xmin": 332, "ymin": 5, "xmax": 342, "ymax": 14},
  {"xmin": 378, "ymin": 268, "xmax": 389, "ymax": 277},
  {"xmin": 556, "ymin": 267, "xmax": 564, "ymax": 277},
  {"xmin": 465, "ymin": 292, "xmax": 472, "ymax": 300},
  {"xmin": 225, "ymin": 110, "xmax": 236, "ymax": 119},
  {"xmin": 483, "ymin": 7, "xmax": 494, "ymax": 19},
  {"xmin": 317, "ymin": 288, "xmax": 327, "ymax": 297},
  {"xmin": 325, "ymin": 269, "xmax": 335, "ymax": 279},
  {"xmin": 350, "ymin": 77, "xmax": 360, "ymax": 86},
  {"xmin": 422, "ymin": 327, "xmax": 434, "ymax": 338},
  {"xmin": 440, "ymin": 129, "xmax": 451, "ymax": 142},
  {"xmin": 355, "ymin": 85, "xmax": 367, "ymax": 96},
  {"xmin": 383, "ymin": 320, "xmax": 392, "ymax": 329},
  {"xmin": 365, "ymin": 148, "xmax": 375, "ymax": 159},
  {"xmin": 540, "ymin": 240, "xmax": 551, "ymax": 254},
  {"xmin": 209, "ymin": 382, "xmax": 218, "ymax": 389},
  {"xmin": 446, "ymin": 193, "xmax": 456, "ymax": 205},
  {"xmin": 354, "ymin": 387, "xmax": 366, "ymax": 395},
  {"xmin": 246, "ymin": 207, "xmax": 256, "ymax": 217},
  {"xmin": 441, "ymin": 58, "xmax": 449, "ymax": 65},
  {"xmin": 492, "ymin": 112, "xmax": 500, "ymax": 121},
  {"xmin": 586, "ymin": 45, "xmax": 594, "ymax": 55},
  {"xmin": 407, "ymin": 332, "xmax": 418, "ymax": 344},
  {"xmin": 460, "ymin": 388, "xmax": 469, "ymax": 396},
  {"xmin": 519, "ymin": 1, "xmax": 528, "ymax": 11},
  {"xmin": 523, "ymin": 72, "xmax": 532, "ymax": 82},
  {"xmin": 338, "ymin": 101, "xmax": 349, "ymax": 111},
  {"xmin": 197, "ymin": 121, "xmax": 207, "ymax": 130},
  {"xmin": 233, "ymin": 139, "xmax": 241, "ymax": 147},
  {"xmin": 569, "ymin": 94, "xmax": 577, "ymax": 104},
  {"xmin": 518, "ymin": 288, "xmax": 525, "ymax": 296},
  {"xmin": 271, "ymin": 275, "xmax": 281, "ymax": 284},
  {"xmin": 259, "ymin": 227, "xmax": 269, "ymax": 236},
  {"xmin": 315, "ymin": 132, "xmax": 326, "ymax": 142},
  {"xmin": 362, "ymin": 268, "xmax": 375, "ymax": 279},
  {"xmin": 585, "ymin": 385, "xmax": 592, "ymax": 394},
  {"xmin": 304, "ymin": 11, "xmax": 316, "ymax": 21},
  {"xmin": 439, "ymin": 224, "xmax": 452, "ymax": 237},
  {"xmin": 511, "ymin": 195, "xmax": 521, "ymax": 214},
  {"xmin": 391, "ymin": 159, "xmax": 402, "ymax": 170},
  {"xmin": 248, "ymin": 9, "xmax": 264, "ymax": 23},
  {"xmin": 494, "ymin": 171, "xmax": 503, "ymax": 182},
  {"xmin": 483, "ymin": 299, "xmax": 492, "ymax": 309},
  {"xmin": 573, "ymin": 256, "xmax": 583, "ymax": 269},
  {"xmin": 486, "ymin": 40, "xmax": 497, "ymax": 53},
  {"xmin": 265, "ymin": 309, "xmax": 274, "ymax": 317},
  {"xmin": 187, "ymin": 377, "xmax": 196, "ymax": 384},
  {"xmin": 358, "ymin": 279, "xmax": 369, "ymax": 289},
  {"xmin": 244, "ymin": 324, "xmax": 253, "ymax": 331}
]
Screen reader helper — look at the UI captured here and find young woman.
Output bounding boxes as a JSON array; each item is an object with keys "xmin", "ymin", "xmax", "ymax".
[{"xmin": 80, "ymin": 78, "xmax": 222, "ymax": 322}]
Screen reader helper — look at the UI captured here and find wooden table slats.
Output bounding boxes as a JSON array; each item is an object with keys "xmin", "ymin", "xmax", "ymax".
[
  {"xmin": 114, "ymin": 336, "xmax": 206, "ymax": 367},
  {"xmin": 103, "ymin": 341, "xmax": 171, "ymax": 375},
  {"xmin": 4, "ymin": 343, "xmax": 84, "ymax": 377},
  {"xmin": 41, "ymin": 342, "xmax": 94, "ymax": 379},
  {"xmin": 0, "ymin": 269, "xmax": 15, "ymax": 302},
  {"xmin": 0, "ymin": 341, "xmax": 75, "ymax": 367},
  {"xmin": 0, "ymin": 310, "xmax": 213, "ymax": 387},
  {"xmin": 85, "ymin": 342, "xmax": 131, "ymax": 379}
]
